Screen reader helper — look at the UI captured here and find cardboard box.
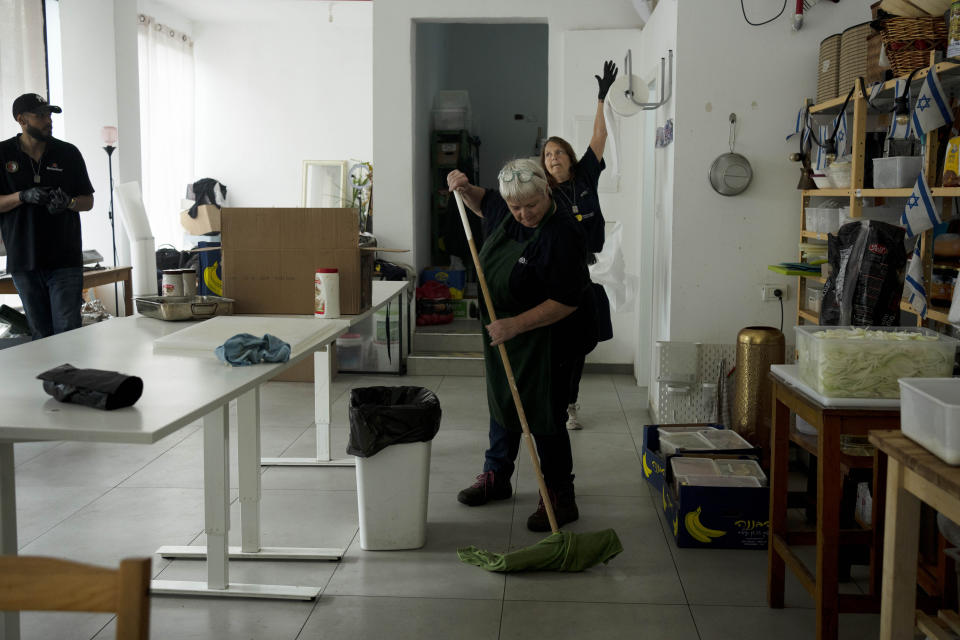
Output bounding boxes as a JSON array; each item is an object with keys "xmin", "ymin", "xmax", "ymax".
[
  {"xmin": 641, "ymin": 424, "xmax": 768, "ymax": 549},
  {"xmin": 180, "ymin": 204, "xmax": 221, "ymax": 235},
  {"xmin": 420, "ymin": 267, "xmax": 466, "ymax": 298},
  {"xmin": 221, "ymin": 208, "xmax": 372, "ymax": 316}
]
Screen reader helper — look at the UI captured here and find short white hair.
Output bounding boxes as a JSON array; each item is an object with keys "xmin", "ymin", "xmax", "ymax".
[{"xmin": 498, "ymin": 158, "xmax": 549, "ymax": 202}]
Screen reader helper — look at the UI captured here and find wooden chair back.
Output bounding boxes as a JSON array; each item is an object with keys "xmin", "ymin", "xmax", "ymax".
[{"xmin": 0, "ymin": 556, "xmax": 151, "ymax": 639}]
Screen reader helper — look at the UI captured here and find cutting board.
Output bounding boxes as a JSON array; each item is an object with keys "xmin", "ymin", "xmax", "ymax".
[
  {"xmin": 153, "ymin": 315, "xmax": 348, "ymax": 359},
  {"xmin": 770, "ymin": 364, "xmax": 901, "ymax": 409}
]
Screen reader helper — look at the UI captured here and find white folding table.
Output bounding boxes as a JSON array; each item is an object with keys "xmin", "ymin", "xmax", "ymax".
[
  {"xmin": 259, "ymin": 279, "xmax": 410, "ymax": 468},
  {"xmin": 0, "ymin": 315, "xmax": 349, "ymax": 640}
]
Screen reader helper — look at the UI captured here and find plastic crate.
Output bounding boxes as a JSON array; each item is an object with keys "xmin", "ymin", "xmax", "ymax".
[
  {"xmin": 872, "ymin": 156, "xmax": 922, "ymax": 188},
  {"xmin": 899, "ymin": 378, "xmax": 960, "ymax": 464}
]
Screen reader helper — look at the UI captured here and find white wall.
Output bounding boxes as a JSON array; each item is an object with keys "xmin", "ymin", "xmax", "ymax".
[
  {"xmin": 193, "ymin": 2, "xmax": 372, "ymax": 208},
  {"xmin": 58, "ymin": 0, "xmax": 143, "ymax": 287},
  {"xmin": 669, "ymin": 0, "xmax": 870, "ymax": 343},
  {"xmin": 373, "ymin": 1, "xmax": 645, "ymax": 275}
]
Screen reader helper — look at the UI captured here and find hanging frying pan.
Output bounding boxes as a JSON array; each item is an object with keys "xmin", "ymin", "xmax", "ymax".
[{"xmin": 709, "ymin": 113, "xmax": 753, "ymax": 196}]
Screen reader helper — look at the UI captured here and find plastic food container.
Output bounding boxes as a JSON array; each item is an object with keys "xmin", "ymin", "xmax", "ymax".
[
  {"xmin": 812, "ymin": 175, "xmax": 832, "ymax": 189},
  {"xmin": 660, "ymin": 432, "xmax": 714, "ymax": 456},
  {"xmin": 827, "ymin": 161, "xmax": 852, "ymax": 188},
  {"xmin": 806, "ymin": 285, "xmax": 822, "ymax": 314},
  {"xmin": 699, "ymin": 429, "xmax": 752, "ymax": 450},
  {"xmin": 670, "ymin": 456, "xmax": 719, "ymax": 477},
  {"xmin": 795, "ymin": 326, "xmax": 958, "ymax": 398},
  {"xmin": 872, "ymin": 156, "xmax": 923, "ymax": 188},
  {"xmin": 716, "ymin": 460, "xmax": 768, "ymax": 486},
  {"xmin": 676, "ymin": 475, "xmax": 761, "ymax": 488},
  {"xmin": 899, "ymin": 378, "xmax": 960, "ymax": 464}
]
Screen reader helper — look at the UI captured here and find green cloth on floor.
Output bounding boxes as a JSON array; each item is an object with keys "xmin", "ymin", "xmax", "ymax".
[{"xmin": 457, "ymin": 529, "xmax": 623, "ymax": 573}]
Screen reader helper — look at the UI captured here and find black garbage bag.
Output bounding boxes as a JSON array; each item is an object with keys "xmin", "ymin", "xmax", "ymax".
[
  {"xmin": 37, "ymin": 363, "xmax": 143, "ymax": 411},
  {"xmin": 347, "ymin": 386, "xmax": 441, "ymax": 458}
]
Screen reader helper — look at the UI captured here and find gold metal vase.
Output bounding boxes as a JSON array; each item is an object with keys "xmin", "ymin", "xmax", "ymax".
[{"xmin": 732, "ymin": 327, "xmax": 785, "ymax": 463}]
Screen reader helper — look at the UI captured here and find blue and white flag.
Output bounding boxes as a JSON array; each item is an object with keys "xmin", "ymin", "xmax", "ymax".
[
  {"xmin": 868, "ymin": 81, "xmax": 884, "ymax": 107},
  {"xmin": 814, "ymin": 124, "xmax": 830, "ymax": 173},
  {"xmin": 899, "ymin": 171, "xmax": 941, "ymax": 238},
  {"xmin": 911, "ymin": 65, "xmax": 952, "ymax": 136},
  {"xmin": 833, "ymin": 111, "xmax": 849, "ymax": 158},
  {"xmin": 889, "ymin": 79, "xmax": 915, "ymax": 140},
  {"xmin": 903, "ymin": 242, "xmax": 927, "ymax": 319},
  {"xmin": 786, "ymin": 106, "xmax": 806, "ymax": 141}
]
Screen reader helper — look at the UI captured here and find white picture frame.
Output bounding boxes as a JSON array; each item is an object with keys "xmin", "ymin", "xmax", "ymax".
[{"xmin": 301, "ymin": 160, "xmax": 348, "ymax": 207}]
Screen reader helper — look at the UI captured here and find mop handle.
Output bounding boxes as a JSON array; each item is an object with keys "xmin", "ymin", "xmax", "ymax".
[{"xmin": 453, "ymin": 190, "xmax": 559, "ymax": 535}]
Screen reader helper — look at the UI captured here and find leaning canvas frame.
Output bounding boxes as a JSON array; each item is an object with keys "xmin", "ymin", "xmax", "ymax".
[{"xmin": 302, "ymin": 160, "xmax": 348, "ymax": 207}]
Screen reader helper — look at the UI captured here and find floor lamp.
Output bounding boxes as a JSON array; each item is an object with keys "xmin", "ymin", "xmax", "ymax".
[{"xmin": 101, "ymin": 126, "xmax": 119, "ymax": 315}]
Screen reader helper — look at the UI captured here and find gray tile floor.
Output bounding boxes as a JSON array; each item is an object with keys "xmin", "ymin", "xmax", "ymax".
[{"xmin": 11, "ymin": 373, "xmax": 881, "ymax": 639}]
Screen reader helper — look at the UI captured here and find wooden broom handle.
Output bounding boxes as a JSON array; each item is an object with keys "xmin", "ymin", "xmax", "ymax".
[{"xmin": 453, "ymin": 190, "xmax": 559, "ymax": 534}]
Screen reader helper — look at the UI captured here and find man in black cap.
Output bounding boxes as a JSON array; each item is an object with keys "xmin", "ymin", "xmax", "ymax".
[{"xmin": 0, "ymin": 93, "xmax": 94, "ymax": 338}]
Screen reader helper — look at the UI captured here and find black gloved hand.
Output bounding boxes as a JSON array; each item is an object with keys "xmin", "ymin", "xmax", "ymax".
[
  {"xmin": 595, "ymin": 60, "xmax": 618, "ymax": 101},
  {"xmin": 46, "ymin": 187, "xmax": 72, "ymax": 214},
  {"xmin": 19, "ymin": 186, "xmax": 52, "ymax": 205}
]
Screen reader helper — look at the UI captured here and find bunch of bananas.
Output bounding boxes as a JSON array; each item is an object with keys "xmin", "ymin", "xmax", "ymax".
[{"xmin": 684, "ymin": 506, "xmax": 726, "ymax": 543}]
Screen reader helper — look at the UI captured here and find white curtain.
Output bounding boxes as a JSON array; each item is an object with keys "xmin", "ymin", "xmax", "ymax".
[
  {"xmin": 137, "ymin": 14, "xmax": 194, "ymax": 250},
  {"xmin": 0, "ymin": 0, "xmax": 47, "ymax": 140}
]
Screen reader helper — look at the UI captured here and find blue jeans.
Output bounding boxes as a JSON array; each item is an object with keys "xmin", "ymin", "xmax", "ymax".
[
  {"xmin": 482, "ymin": 417, "xmax": 573, "ymax": 487},
  {"xmin": 11, "ymin": 267, "xmax": 83, "ymax": 339}
]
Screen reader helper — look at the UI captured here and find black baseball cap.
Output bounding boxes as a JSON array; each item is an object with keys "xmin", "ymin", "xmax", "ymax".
[{"xmin": 12, "ymin": 93, "xmax": 62, "ymax": 119}]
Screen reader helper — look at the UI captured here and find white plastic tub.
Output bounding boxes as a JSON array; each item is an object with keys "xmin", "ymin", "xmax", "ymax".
[
  {"xmin": 356, "ymin": 441, "xmax": 431, "ymax": 550},
  {"xmin": 872, "ymin": 156, "xmax": 923, "ymax": 188},
  {"xmin": 899, "ymin": 378, "xmax": 960, "ymax": 464}
]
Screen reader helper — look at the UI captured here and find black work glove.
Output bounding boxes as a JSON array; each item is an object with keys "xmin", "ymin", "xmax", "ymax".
[
  {"xmin": 19, "ymin": 186, "xmax": 52, "ymax": 205},
  {"xmin": 46, "ymin": 187, "xmax": 72, "ymax": 214},
  {"xmin": 595, "ymin": 60, "xmax": 618, "ymax": 101}
]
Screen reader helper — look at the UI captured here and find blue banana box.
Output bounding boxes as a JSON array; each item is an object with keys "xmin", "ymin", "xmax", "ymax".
[{"xmin": 660, "ymin": 478, "xmax": 769, "ymax": 549}]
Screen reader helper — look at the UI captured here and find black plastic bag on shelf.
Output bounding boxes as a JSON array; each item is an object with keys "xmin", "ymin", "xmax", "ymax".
[
  {"xmin": 347, "ymin": 386, "xmax": 441, "ymax": 458},
  {"xmin": 37, "ymin": 363, "xmax": 143, "ymax": 410},
  {"xmin": 186, "ymin": 178, "xmax": 227, "ymax": 219},
  {"xmin": 820, "ymin": 220, "xmax": 907, "ymax": 326}
]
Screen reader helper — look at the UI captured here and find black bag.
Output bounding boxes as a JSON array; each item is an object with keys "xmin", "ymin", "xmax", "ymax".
[
  {"xmin": 347, "ymin": 386, "xmax": 441, "ymax": 458},
  {"xmin": 37, "ymin": 363, "xmax": 143, "ymax": 410}
]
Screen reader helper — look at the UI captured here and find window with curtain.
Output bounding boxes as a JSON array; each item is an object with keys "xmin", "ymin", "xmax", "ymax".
[
  {"xmin": 0, "ymin": 0, "xmax": 47, "ymax": 141},
  {"xmin": 137, "ymin": 14, "xmax": 194, "ymax": 250}
]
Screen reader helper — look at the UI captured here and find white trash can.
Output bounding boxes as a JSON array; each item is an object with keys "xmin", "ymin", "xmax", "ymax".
[{"xmin": 356, "ymin": 440, "xmax": 432, "ymax": 550}]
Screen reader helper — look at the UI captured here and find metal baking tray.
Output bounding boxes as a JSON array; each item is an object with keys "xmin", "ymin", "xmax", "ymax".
[{"xmin": 135, "ymin": 295, "xmax": 235, "ymax": 321}]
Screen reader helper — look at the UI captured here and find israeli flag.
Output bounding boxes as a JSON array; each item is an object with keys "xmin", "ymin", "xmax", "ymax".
[
  {"xmin": 889, "ymin": 79, "xmax": 915, "ymax": 140},
  {"xmin": 833, "ymin": 111, "xmax": 849, "ymax": 158},
  {"xmin": 814, "ymin": 125, "xmax": 830, "ymax": 173},
  {"xmin": 786, "ymin": 107, "xmax": 805, "ymax": 141},
  {"xmin": 868, "ymin": 81, "xmax": 884, "ymax": 107},
  {"xmin": 899, "ymin": 171, "xmax": 941, "ymax": 238},
  {"xmin": 903, "ymin": 242, "xmax": 927, "ymax": 319},
  {"xmin": 911, "ymin": 65, "xmax": 952, "ymax": 136}
]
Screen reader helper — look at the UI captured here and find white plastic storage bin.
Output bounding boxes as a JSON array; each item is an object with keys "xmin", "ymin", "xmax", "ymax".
[
  {"xmin": 432, "ymin": 92, "xmax": 472, "ymax": 132},
  {"xmin": 872, "ymin": 156, "xmax": 923, "ymax": 188},
  {"xmin": 899, "ymin": 378, "xmax": 960, "ymax": 464},
  {"xmin": 356, "ymin": 441, "xmax": 432, "ymax": 550}
]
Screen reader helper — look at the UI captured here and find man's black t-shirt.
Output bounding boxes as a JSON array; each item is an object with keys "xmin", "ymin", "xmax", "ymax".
[
  {"xmin": 0, "ymin": 135, "xmax": 94, "ymax": 272},
  {"xmin": 551, "ymin": 146, "xmax": 605, "ymax": 254}
]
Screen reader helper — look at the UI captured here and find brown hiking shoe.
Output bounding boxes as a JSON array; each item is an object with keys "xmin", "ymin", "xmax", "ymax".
[
  {"xmin": 526, "ymin": 484, "xmax": 579, "ymax": 532},
  {"xmin": 457, "ymin": 471, "xmax": 512, "ymax": 506}
]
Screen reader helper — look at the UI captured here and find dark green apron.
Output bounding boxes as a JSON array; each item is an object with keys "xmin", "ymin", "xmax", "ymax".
[{"xmin": 480, "ymin": 205, "xmax": 558, "ymax": 435}]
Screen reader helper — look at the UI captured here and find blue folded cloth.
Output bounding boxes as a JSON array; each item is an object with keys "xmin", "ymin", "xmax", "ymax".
[{"xmin": 215, "ymin": 333, "xmax": 291, "ymax": 366}]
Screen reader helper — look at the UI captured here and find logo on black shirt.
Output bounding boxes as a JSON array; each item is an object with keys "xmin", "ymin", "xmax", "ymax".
[
  {"xmin": 4, "ymin": 161, "xmax": 18, "ymax": 173},
  {"xmin": 518, "ymin": 257, "xmax": 527, "ymax": 265}
]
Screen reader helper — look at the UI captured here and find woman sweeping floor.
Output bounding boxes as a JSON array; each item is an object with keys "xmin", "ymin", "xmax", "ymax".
[{"xmin": 447, "ymin": 159, "xmax": 597, "ymax": 532}]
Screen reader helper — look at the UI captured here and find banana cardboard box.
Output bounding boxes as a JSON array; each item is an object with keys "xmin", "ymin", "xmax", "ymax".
[{"xmin": 661, "ymin": 476, "xmax": 769, "ymax": 549}]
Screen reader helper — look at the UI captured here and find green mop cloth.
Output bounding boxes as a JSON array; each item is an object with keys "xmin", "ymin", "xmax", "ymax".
[{"xmin": 457, "ymin": 529, "xmax": 623, "ymax": 573}]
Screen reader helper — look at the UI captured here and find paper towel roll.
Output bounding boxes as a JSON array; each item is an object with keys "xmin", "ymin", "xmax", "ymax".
[{"xmin": 115, "ymin": 182, "xmax": 158, "ymax": 298}]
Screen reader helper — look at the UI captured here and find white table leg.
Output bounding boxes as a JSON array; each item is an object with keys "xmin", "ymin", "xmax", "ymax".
[
  {"xmin": 0, "ymin": 442, "xmax": 20, "ymax": 640},
  {"xmin": 204, "ymin": 406, "xmax": 230, "ymax": 590},
  {"xmin": 237, "ymin": 388, "xmax": 260, "ymax": 553},
  {"xmin": 260, "ymin": 346, "xmax": 355, "ymax": 467},
  {"xmin": 157, "ymin": 397, "xmax": 343, "ymax": 569}
]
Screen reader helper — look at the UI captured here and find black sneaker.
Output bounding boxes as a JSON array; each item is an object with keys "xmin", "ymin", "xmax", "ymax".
[
  {"xmin": 457, "ymin": 471, "xmax": 512, "ymax": 506},
  {"xmin": 526, "ymin": 484, "xmax": 579, "ymax": 532}
]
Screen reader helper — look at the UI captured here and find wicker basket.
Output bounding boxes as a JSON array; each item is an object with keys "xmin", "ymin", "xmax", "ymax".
[
  {"xmin": 839, "ymin": 22, "xmax": 872, "ymax": 96},
  {"xmin": 877, "ymin": 16, "xmax": 947, "ymax": 76},
  {"xmin": 818, "ymin": 34, "xmax": 842, "ymax": 104}
]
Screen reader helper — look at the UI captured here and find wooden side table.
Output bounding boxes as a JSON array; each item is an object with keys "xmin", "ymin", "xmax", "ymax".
[
  {"xmin": 767, "ymin": 366, "xmax": 902, "ymax": 640},
  {"xmin": 0, "ymin": 266, "xmax": 133, "ymax": 316},
  {"xmin": 870, "ymin": 430, "xmax": 960, "ymax": 640}
]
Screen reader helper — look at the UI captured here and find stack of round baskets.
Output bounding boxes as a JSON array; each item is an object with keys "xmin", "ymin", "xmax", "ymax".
[
  {"xmin": 875, "ymin": 16, "xmax": 947, "ymax": 76},
  {"xmin": 818, "ymin": 34, "xmax": 842, "ymax": 104},
  {"xmin": 838, "ymin": 22, "xmax": 872, "ymax": 97}
]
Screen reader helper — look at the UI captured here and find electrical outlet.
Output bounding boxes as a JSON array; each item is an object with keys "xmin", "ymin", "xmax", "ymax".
[{"xmin": 761, "ymin": 284, "xmax": 786, "ymax": 302}]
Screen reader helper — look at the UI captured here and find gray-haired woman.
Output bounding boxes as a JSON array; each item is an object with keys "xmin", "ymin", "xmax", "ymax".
[{"xmin": 446, "ymin": 159, "xmax": 597, "ymax": 532}]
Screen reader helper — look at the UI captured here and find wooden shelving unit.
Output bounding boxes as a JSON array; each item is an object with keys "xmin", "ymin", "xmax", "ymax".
[{"xmin": 797, "ymin": 56, "xmax": 957, "ymax": 330}]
